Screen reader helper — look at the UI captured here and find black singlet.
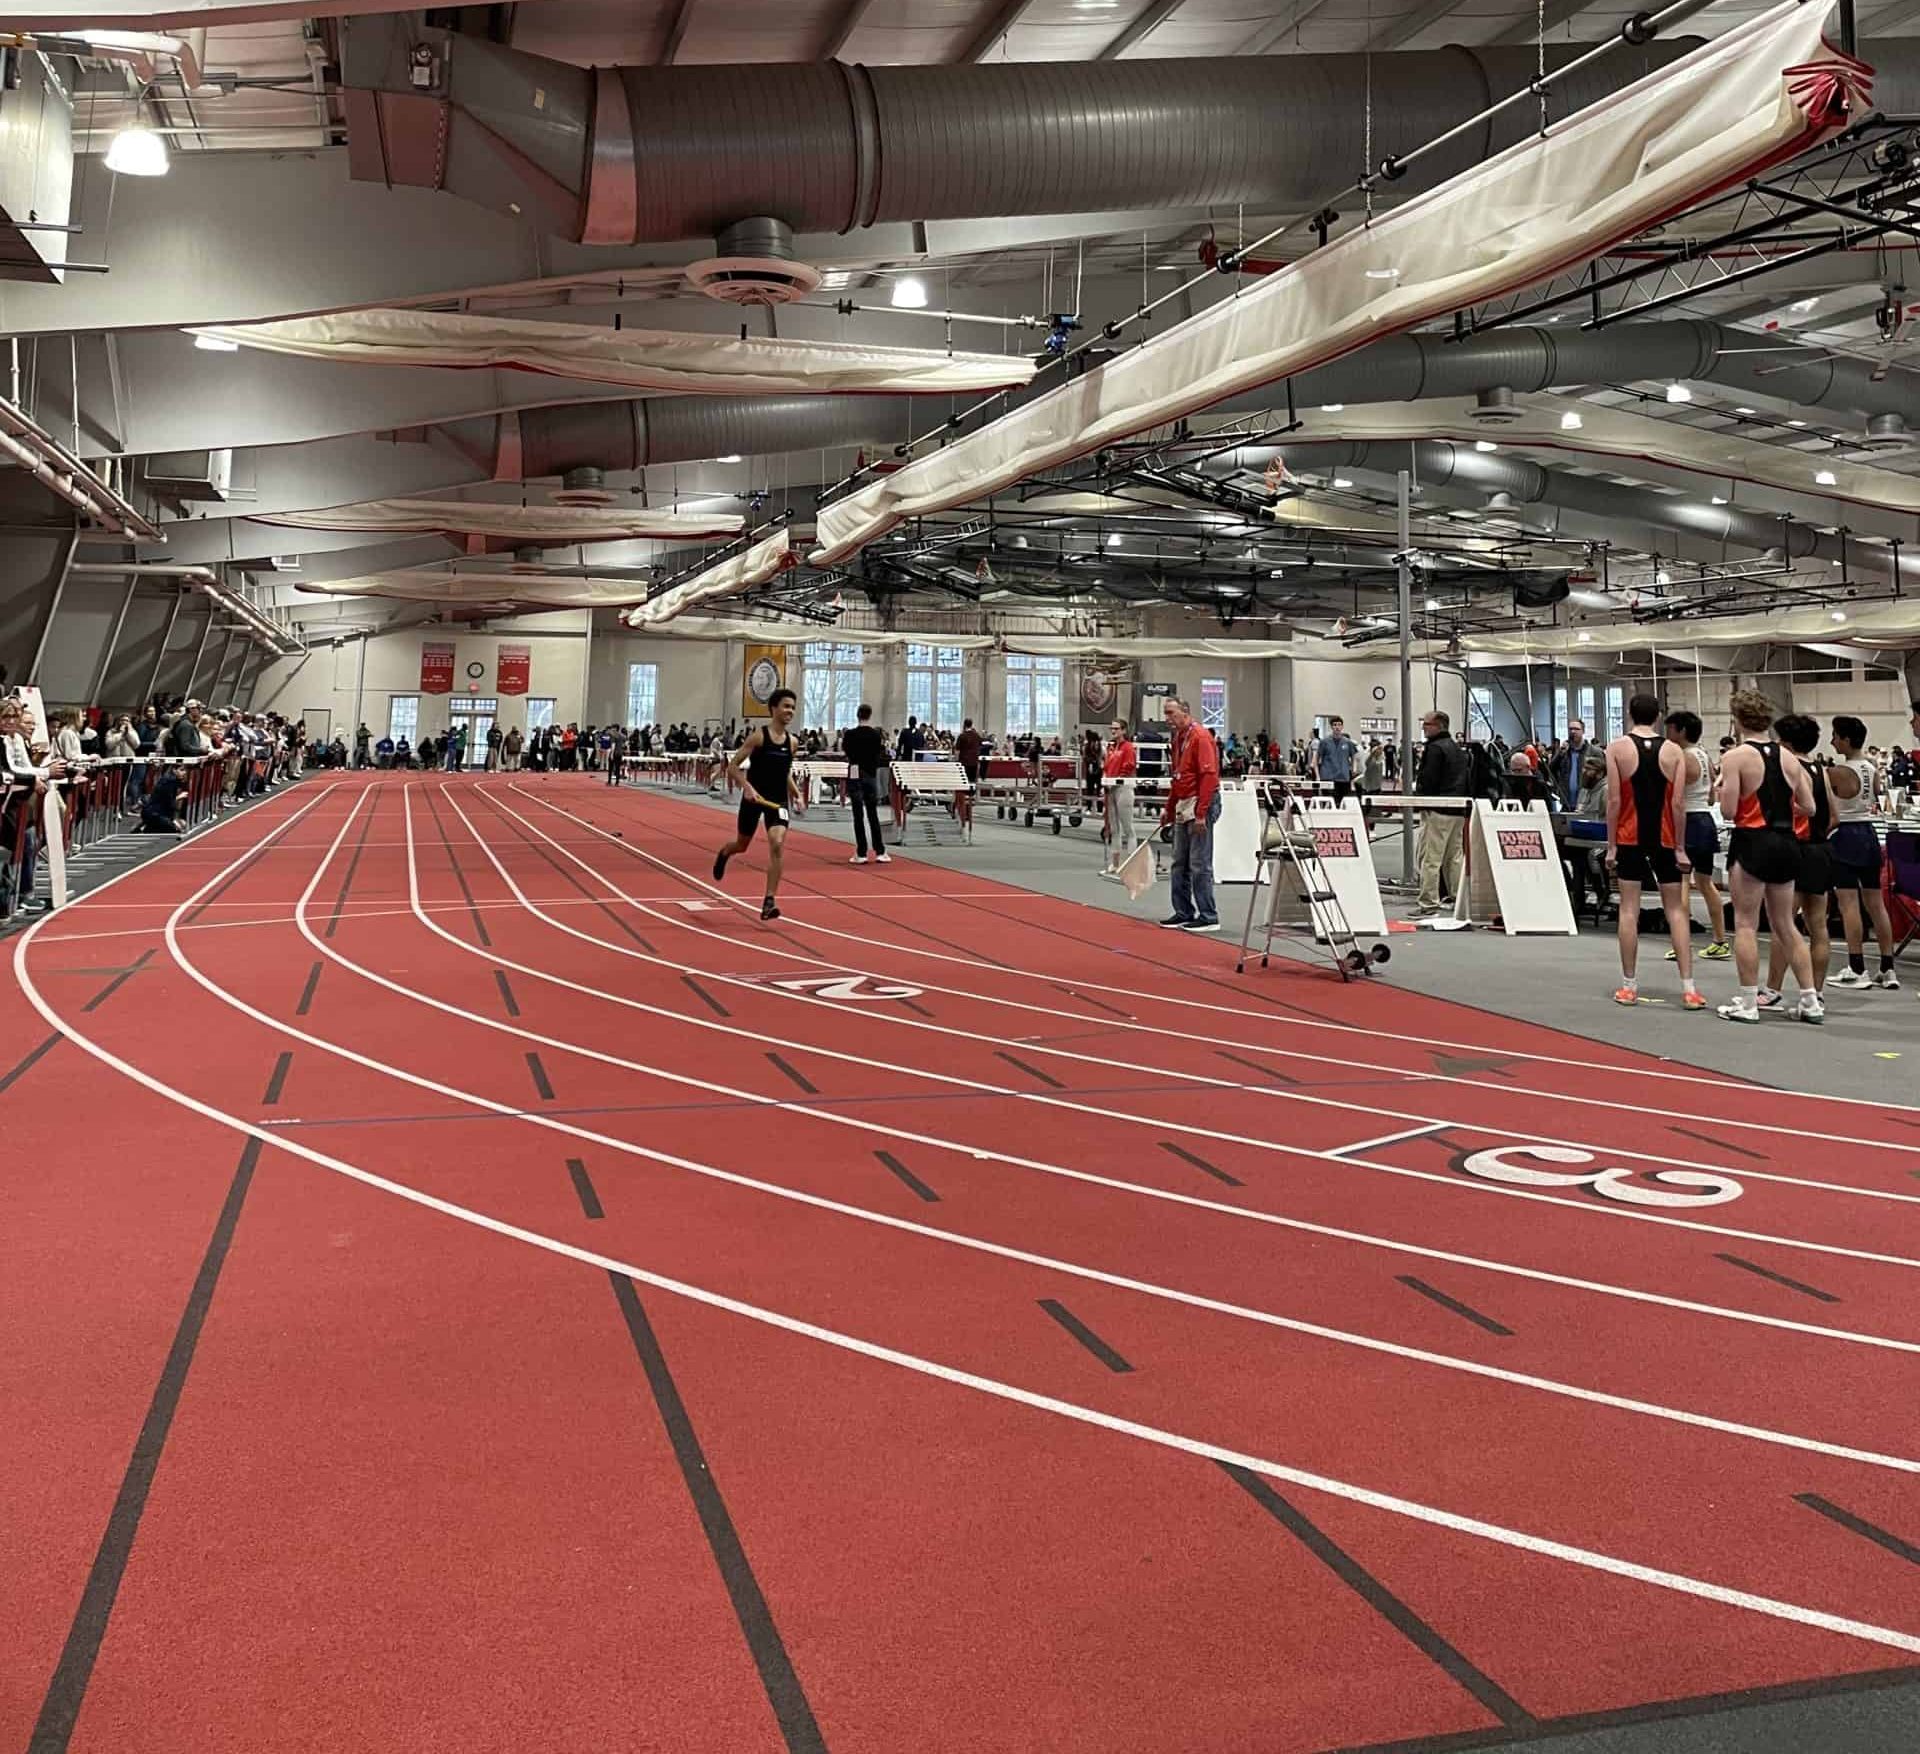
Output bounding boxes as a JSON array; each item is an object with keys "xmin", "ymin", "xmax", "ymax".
[
  {"xmin": 747, "ymin": 727, "xmax": 795, "ymax": 805},
  {"xmin": 1733, "ymin": 740, "xmax": 1795, "ymax": 831},
  {"xmin": 1615, "ymin": 732, "xmax": 1674, "ymax": 851}
]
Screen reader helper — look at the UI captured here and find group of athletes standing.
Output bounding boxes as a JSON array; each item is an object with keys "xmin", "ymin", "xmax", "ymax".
[{"xmin": 1607, "ymin": 690, "xmax": 1902, "ymax": 1023}]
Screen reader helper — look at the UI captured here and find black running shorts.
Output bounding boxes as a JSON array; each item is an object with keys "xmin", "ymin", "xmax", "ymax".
[
  {"xmin": 1795, "ymin": 840, "xmax": 1833, "ymax": 897},
  {"xmin": 1828, "ymin": 822, "xmax": 1883, "ymax": 891},
  {"xmin": 736, "ymin": 797, "xmax": 789, "ymax": 840},
  {"xmin": 1728, "ymin": 826, "xmax": 1799, "ymax": 886},
  {"xmin": 1614, "ymin": 845, "xmax": 1680, "ymax": 886},
  {"xmin": 1683, "ymin": 811, "xmax": 1720, "ymax": 878}
]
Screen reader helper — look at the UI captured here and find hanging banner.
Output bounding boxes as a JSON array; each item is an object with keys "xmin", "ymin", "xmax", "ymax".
[
  {"xmin": 742, "ymin": 643, "xmax": 786, "ymax": 718},
  {"xmin": 496, "ymin": 643, "xmax": 530, "ymax": 696},
  {"xmin": 421, "ymin": 641, "xmax": 455, "ymax": 695}
]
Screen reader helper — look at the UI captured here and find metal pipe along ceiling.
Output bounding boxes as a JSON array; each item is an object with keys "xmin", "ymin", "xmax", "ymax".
[
  {"xmin": 499, "ymin": 317, "xmax": 1915, "ymax": 485},
  {"xmin": 339, "ymin": 20, "xmax": 1920, "ymax": 244}
]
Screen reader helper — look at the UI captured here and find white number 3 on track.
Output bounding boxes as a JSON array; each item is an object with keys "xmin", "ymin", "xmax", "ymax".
[{"xmin": 1461, "ymin": 1144, "xmax": 1743, "ymax": 1208}]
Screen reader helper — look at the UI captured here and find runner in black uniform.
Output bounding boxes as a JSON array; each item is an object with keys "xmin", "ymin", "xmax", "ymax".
[
  {"xmin": 1718, "ymin": 690, "xmax": 1819, "ymax": 1024},
  {"xmin": 712, "ymin": 687, "xmax": 802, "ymax": 921},
  {"xmin": 1763, "ymin": 714, "xmax": 1833, "ymax": 1006},
  {"xmin": 1603, "ymin": 693, "xmax": 1700, "ymax": 1009}
]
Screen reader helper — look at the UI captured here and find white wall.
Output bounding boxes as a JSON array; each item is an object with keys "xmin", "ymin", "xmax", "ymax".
[{"xmin": 1286, "ymin": 657, "xmax": 1468, "ymax": 746}]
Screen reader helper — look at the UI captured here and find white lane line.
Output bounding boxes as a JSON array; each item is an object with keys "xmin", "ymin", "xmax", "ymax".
[
  {"xmin": 462, "ymin": 788, "xmax": 1920, "ymax": 1255},
  {"xmin": 198, "ymin": 787, "xmax": 1920, "ymax": 1475},
  {"xmin": 544, "ymin": 781, "xmax": 1920, "ymax": 1125},
  {"xmin": 1330, "ymin": 1123, "xmax": 1450, "ymax": 1160},
  {"xmin": 503, "ymin": 784, "xmax": 1920, "ymax": 1185},
  {"xmin": 413, "ymin": 785, "xmax": 1920, "ymax": 1352},
  {"xmin": 16, "ymin": 821, "xmax": 1920, "ymax": 1662}
]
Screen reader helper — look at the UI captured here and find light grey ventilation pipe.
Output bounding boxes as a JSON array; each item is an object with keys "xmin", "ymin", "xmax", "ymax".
[
  {"xmin": 338, "ymin": 16, "xmax": 1920, "ymax": 245},
  {"xmin": 1268, "ymin": 439, "xmax": 1905, "ymax": 574}
]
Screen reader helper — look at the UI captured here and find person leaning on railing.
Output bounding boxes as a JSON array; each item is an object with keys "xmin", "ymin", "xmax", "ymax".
[{"xmin": 2, "ymin": 694, "xmax": 65, "ymax": 915}]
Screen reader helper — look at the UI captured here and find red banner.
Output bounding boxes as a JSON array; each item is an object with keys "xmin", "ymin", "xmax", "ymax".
[
  {"xmin": 496, "ymin": 643, "xmax": 530, "ymax": 696},
  {"xmin": 421, "ymin": 640, "xmax": 455, "ymax": 695}
]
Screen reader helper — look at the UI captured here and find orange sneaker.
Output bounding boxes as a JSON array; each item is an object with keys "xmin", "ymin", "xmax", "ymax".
[
  {"xmin": 1611, "ymin": 985, "xmax": 1639, "ymax": 1006},
  {"xmin": 1681, "ymin": 991, "xmax": 1708, "ymax": 1012}
]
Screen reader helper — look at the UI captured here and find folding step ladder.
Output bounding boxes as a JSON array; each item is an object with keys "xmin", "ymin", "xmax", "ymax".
[{"xmin": 1238, "ymin": 778, "xmax": 1388, "ymax": 981}]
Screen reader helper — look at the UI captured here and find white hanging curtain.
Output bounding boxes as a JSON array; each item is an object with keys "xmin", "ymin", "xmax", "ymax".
[
  {"xmin": 1275, "ymin": 398, "xmax": 1920, "ymax": 516},
  {"xmin": 625, "ymin": 528, "xmax": 794, "ymax": 626},
  {"xmin": 810, "ymin": 5, "xmax": 1866, "ymax": 565},
  {"xmin": 1464, "ymin": 599, "xmax": 1920, "ymax": 655},
  {"xmin": 191, "ymin": 309, "xmax": 1036, "ymax": 396},
  {"xmin": 296, "ymin": 572, "xmax": 652, "ymax": 608},
  {"xmin": 254, "ymin": 498, "xmax": 742, "ymax": 542}
]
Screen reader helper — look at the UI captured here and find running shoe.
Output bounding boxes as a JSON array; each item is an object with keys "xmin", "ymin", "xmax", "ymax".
[
  {"xmin": 849, "ymin": 854, "xmax": 866, "ymax": 864},
  {"xmin": 1611, "ymin": 985, "xmax": 1639, "ymax": 1006},
  {"xmin": 760, "ymin": 897, "xmax": 781, "ymax": 922},
  {"xmin": 1829, "ymin": 968, "xmax": 1872, "ymax": 989},
  {"xmin": 1681, "ymin": 991, "xmax": 1708, "ymax": 1012},
  {"xmin": 1790, "ymin": 997, "xmax": 1825, "ymax": 1025},
  {"xmin": 1717, "ymin": 997, "xmax": 1761, "ymax": 1024},
  {"xmin": 1754, "ymin": 986, "xmax": 1783, "ymax": 1009},
  {"xmin": 1160, "ymin": 915, "xmax": 1195, "ymax": 929},
  {"xmin": 1877, "ymin": 968, "xmax": 1902, "ymax": 990},
  {"xmin": 874, "ymin": 853, "xmax": 891, "ymax": 864},
  {"xmin": 713, "ymin": 849, "xmax": 730, "ymax": 881},
  {"xmin": 1183, "ymin": 919, "xmax": 1221, "ymax": 933},
  {"xmin": 1700, "ymin": 940, "xmax": 1732, "ymax": 960}
]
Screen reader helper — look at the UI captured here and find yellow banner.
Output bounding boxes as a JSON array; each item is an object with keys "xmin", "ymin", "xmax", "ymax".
[{"xmin": 742, "ymin": 643, "xmax": 785, "ymax": 717}]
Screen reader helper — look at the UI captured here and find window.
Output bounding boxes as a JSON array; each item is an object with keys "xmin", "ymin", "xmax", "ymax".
[
  {"xmin": 1469, "ymin": 685, "xmax": 1497, "ymax": 737},
  {"xmin": 906, "ymin": 644, "xmax": 965, "ymax": 729},
  {"xmin": 1576, "ymin": 685, "xmax": 1596, "ymax": 735},
  {"xmin": 1005, "ymin": 653, "xmax": 1063, "ymax": 737},
  {"xmin": 802, "ymin": 641, "xmax": 864, "ymax": 730},
  {"xmin": 526, "ymin": 697, "xmax": 556, "ymax": 731},
  {"xmin": 388, "ymin": 695, "xmax": 418, "ymax": 743},
  {"xmin": 1199, "ymin": 677, "xmax": 1227, "ymax": 732},
  {"xmin": 627, "ymin": 662, "xmax": 658, "ymax": 728},
  {"xmin": 1604, "ymin": 685, "xmax": 1625, "ymax": 741},
  {"xmin": 1551, "ymin": 685, "xmax": 1568, "ymax": 738}
]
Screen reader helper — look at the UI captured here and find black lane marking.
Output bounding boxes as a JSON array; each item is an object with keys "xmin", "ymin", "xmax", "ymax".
[
  {"xmin": 1796, "ymin": 1493, "xmax": 1920, "ymax": 1567},
  {"xmin": 493, "ymin": 969, "xmax": 521, "ymax": 1017},
  {"xmin": 1221, "ymin": 1462, "xmax": 1534, "ymax": 1731},
  {"xmin": 1669, "ymin": 1121, "xmax": 1766, "ymax": 1162},
  {"xmin": 1158, "ymin": 1140, "xmax": 1244, "ymax": 1188},
  {"xmin": 1216, "ymin": 1047, "xmax": 1298, "ymax": 1086},
  {"xmin": 423, "ymin": 788, "xmax": 492, "ymax": 947},
  {"xmin": 1396, "ymin": 1276, "xmax": 1513, "ymax": 1337},
  {"xmin": 766, "ymin": 1051, "xmax": 817, "ymax": 1095},
  {"xmin": 261, "ymin": 1051, "xmax": 293, "ymax": 1107},
  {"xmin": 323, "ymin": 788, "xmax": 378, "ymax": 938},
  {"xmin": 1037, "ymin": 1298, "xmax": 1134, "ymax": 1373},
  {"xmin": 606, "ymin": 1273, "xmax": 826, "ymax": 1752},
  {"xmin": 1056, "ymin": 984, "xmax": 1129, "ymax": 1018},
  {"xmin": 1715, "ymin": 1253, "xmax": 1839, "ymax": 1304},
  {"xmin": 566, "ymin": 1157, "xmax": 604, "ymax": 1219},
  {"xmin": 681, "ymin": 974, "xmax": 730, "ymax": 1017},
  {"xmin": 897, "ymin": 996, "xmax": 936, "ymax": 1019},
  {"xmin": 875, "ymin": 1149, "xmax": 939, "ymax": 1203},
  {"xmin": 0, "ymin": 1034, "xmax": 61, "ymax": 1094},
  {"xmin": 28, "ymin": 1138, "xmax": 260, "ymax": 1754},
  {"xmin": 294, "ymin": 960, "xmax": 323, "ymax": 1017},
  {"xmin": 79, "ymin": 948, "xmax": 155, "ymax": 1013},
  {"xmin": 995, "ymin": 1051, "xmax": 1065, "ymax": 1089},
  {"xmin": 525, "ymin": 1052, "xmax": 555, "ymax": 1101}
]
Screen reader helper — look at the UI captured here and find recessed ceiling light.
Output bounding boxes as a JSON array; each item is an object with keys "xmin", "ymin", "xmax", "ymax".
[
  {"xmin": 1831, "ymin": 609, "xmax": 1848, "ymax": 622},
  {"xmin": 193, "ymin": 333, "xmax": 240, "ymax": 353},
  {"xmin": 1560, "ymin": 411, "xmax": 1583, "ymax": 430},
  {"xmin": 1332, "ymin": 476, "xmax": 1354, "ymax": 488},
  {"xmin": 1788, "ymin": 419, "xmax": 1807, "ymax": 428},
  {"xmin": 104, "ymin": 125, "xmax": 169, "ymax": 177},
  {"xmin": 1790, "ymin": 296, "xmax": 1820, "ymax": 313},
  {"xmin": 890, "ymin": 276, "xmax": 929, "ymax": 309},
  {"xmin": 1576, "ymin": 630, "xmax": 1593, "ymax": 641},
  {"xmin": 821, "ymin": 270, "xmax": 851, "ymax": 290},
  {"xmin": 1655, "ymin": 569, "xmax": 1671, "ymax": 586},
  {"xmin": 1425, "ymin": 597, "xmax": 1441, "ymax": 610},
  {"xmin": 1734, "ymin": 406, "xmax": 1757, "ymax": 415},
  {"xmin": 1710, "ymin": 495, "xmax": 1727, "ymax": 505},
  {"xmin": 1320, "ymin": 403, "xmax": 1346, "ymax": 412},
  {"xmin": 717, "ymin": 453, "xmax": 742, "ymax": 464},
  {"xmin": 1666, "ymin": 382, "xmax": 1692, "ymax": 404},
  {"xmin": 1106, "ymin": 533, "xmax": 1122, "ymax": 548},
  {"xmin": 1364, "ymin": 267, "xmax": 1400, "ymax": 280},
  {"xmin": 1815, "ymin": 469, "xmax": 1837, "ymax": 486},
  {"xmin": 1545, "ymin": 314, "xmax": 1563, "ymax": 324},
  {"xmin": 1475, "ymin": 439, "xmax": 1498, "ymax": 452}
]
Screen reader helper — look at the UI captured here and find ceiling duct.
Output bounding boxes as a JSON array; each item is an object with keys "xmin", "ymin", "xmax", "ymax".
[
  {"xmin": 685, "ymin": 217, "xmax": 822, "ymax": 307},
  {"xmin": 1469, "ymin": 386, "xmax": 1523, "ymax": 426},
  {"xmin": 1850, "ymin": 410, "xmax": 1914, "ymax": 455},
  {"xmin": 553, "ymin": 464, "xmax": 613, "ymax": 506},
  {"xmin": 342, "ymin": 15, "xmax": 1916, "ymax": 246}
]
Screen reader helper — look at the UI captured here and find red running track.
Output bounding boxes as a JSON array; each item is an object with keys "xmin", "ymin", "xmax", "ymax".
[{"xmin": 7, "ymin": 772, "xmax": 1920, "ymax": 1754}]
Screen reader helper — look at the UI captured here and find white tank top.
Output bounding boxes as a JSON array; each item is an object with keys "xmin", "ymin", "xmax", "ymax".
[
  {"xmin": 1830, "ymin": 755, "xmax": 1876, "ymax": 824},
  {"xmin": 1680, "ymin": 745, "xmax": 1713, "ymax": 814}
]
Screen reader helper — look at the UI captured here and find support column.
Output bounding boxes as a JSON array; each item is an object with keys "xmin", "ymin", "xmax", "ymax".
[
  {"xmin": 23, "ymin": 525, "xmax": 81, "ymax": 683},
  {"xmin": 91, "ymin": 574, "xmax": 140, "ymax": 707},
  {"xmin": 142, "ymin": 587, "xmax": 187, "ymax": 708},
  {"xmin": 209, "ymin": 627, "xmax": 238, "ymax": 703},
  {"xmin": 1397, "ymin": 470, "xmax": 1415, "ymax": 887},
  {"xmin": 181, "ymin": 603, "xmax": 218, "ymax": 700},
  {"xmin": 350, "ymin": 633, "xmax": 368, "ymax": 739}
]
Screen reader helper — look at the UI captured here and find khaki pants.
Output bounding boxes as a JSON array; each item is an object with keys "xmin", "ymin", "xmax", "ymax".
[{"xmin": 1417, "ymin": 813, "xmax": 1464, "ymax": 910}]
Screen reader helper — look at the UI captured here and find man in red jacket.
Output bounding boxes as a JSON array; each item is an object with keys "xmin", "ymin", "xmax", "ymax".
[{"xmin": 1159, "ymin": 697, "xmax": 1221, "ymax": 931}]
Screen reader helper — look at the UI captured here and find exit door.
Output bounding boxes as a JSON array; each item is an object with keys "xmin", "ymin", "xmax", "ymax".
[{"xmin": 448, "ymin": 697, "xmax": 498, "ymax": 768}]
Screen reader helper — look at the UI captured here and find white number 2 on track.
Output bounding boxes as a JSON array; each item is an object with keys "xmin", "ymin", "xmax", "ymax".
[
  {"xmin": 1460, "ymin": 1144, "xmax": 1743, "ymax": 1208},
  {"xmin": 768, "ymin": 973, "xmax": 926, "ymax": 1002}
]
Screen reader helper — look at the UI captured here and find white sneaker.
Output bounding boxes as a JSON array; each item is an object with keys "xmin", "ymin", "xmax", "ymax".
[
  {"xmin": 875, "ymin": 852, "xmax": 891, "ymax": 863},
  {"xmin": 1829, "ymin": 968, "xmax": 1872, "ymax": 989},
  {"xmin": 1877, "ymin": 969, "xmax": 1902, "ymax": 990},
  {"xmin": 1717, "ymin": 997, "xmax": 1761, "ymax": 1024},
  {"xmin": 850, "ymin": 854, "xmax": 867, "ymax": 864},
  {"xmin": 1754, "ymin": 986, "xmax": 1783, "ymax": 1010},
  {"xmin": 1791, "ymin": 996, "xmax": 1826, "ymax": 1025}
]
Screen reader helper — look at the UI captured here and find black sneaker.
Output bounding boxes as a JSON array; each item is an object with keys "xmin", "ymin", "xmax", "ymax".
[
  {"xmin": 1159, "ymin": 915, "xmax": 1194, "ymax": 929},
  {"xmin": 713, "ymin": 849, "xmax": 730, "ymax": 881},
  {"xmin": 760, "ymin": 896, "xmax": 781, "ymax": 922},
  {"xmin": 1183, "ymin": 919, "xmax": 1221, "ymax": 933}
]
